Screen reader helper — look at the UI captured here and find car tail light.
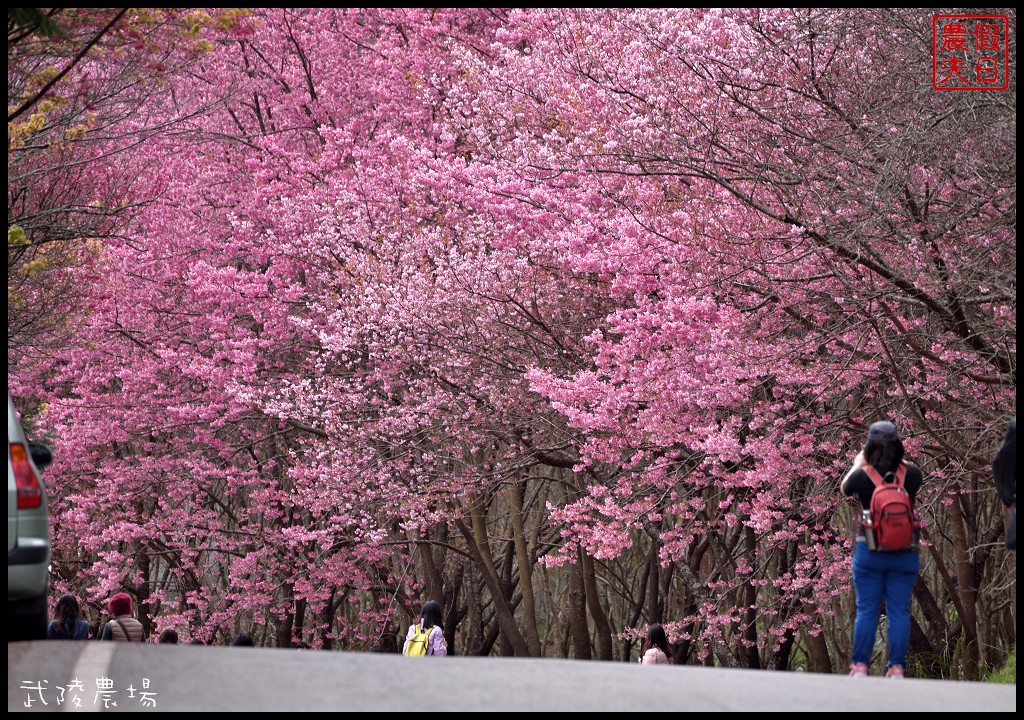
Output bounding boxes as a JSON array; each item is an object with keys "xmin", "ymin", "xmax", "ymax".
[{"xmin": 11, "ymin": 443, "xmax": 43, "ymax": 509}]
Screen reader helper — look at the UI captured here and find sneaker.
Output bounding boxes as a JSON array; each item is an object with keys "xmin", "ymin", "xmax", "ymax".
[
  {"xmin": 849, "ymin": 662, "xmax": 869, "ymax": 677},
  {"xmin": 885, "ymin": 664, "xmax": 905, "ymax": 678}
]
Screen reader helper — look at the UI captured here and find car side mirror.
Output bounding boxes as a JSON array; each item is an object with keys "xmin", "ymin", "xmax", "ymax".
[{"xmin": 29, "ymin": 443, "xmax": 52, "ymax": 470}]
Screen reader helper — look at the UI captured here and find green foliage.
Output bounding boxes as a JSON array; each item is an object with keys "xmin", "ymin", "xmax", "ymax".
[
  {"xmin": 8, "ymin": 9, "xmax": 64, "ymax": 39},
  {"xmin": 907, "ymin": 649, "xmax": 954, "ymax": 680},
  {"xmin": 789, "ymin": 643, "xmax": 809, "ymax": 672},
  {"xmin": 911, "ymin": 641, "xmax": 1017, "ymax": 682},
  {"xmin": 8, "ymin": 226, "xmax": 28, "ymax": 247},
  {"xmin": 986, "ymin": 647, "xmax": 1016, "ymax": 684},
  {"xmin": 906, "ymin": 627, "xmax": 967, "ymax": 680}
]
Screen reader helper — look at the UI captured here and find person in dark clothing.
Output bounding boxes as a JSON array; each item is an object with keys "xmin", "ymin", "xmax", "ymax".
[
  {"xmin": 47, "ymin": 593, "xmax": 90, "ymax": 640},
  {"xmin": 841, "ymin": 421, "xmax": 923, "ymax": 679},
  {"xmin": 993, "ymin": 416, "xmax": 1015, "ymax": 551},
  {"xmin": 158, "ymin": 628, "xmax": 179, "ymax": 644},
  {"xmin": 232, "ymin": 632, "xmax": 254, "ymax": 646}
]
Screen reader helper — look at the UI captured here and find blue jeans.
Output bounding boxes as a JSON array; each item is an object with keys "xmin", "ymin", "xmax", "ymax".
[{"xmin": 851, "ymin": 541, "xmax": 920, "ymax": 668}]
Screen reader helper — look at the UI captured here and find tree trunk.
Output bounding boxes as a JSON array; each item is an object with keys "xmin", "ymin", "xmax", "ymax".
[
  {"xmin": 419, "ymin": 536, "xmax": 444, "ymax": 604},
  {"xmin": 950, "ymin": 497, "xmax": 981, "ymax": 679},
  {"xmin": 769, "ymin": 626, "xmax": 796, "ymax": 670},
  {"xmin": 740, "ymin": 526, "xmax": 760, "ymax": 668},
  {"xmin": 455, "ymin": 513, "xmax": 530, "ymax": 656},
  {"xmin": 567, "ymin": 557, "xmax": 592, "ymax": 659},
  {"xmin": 292, "ymin": 597, "xmax": 306, "ymax": 646},
  {"xmin": 910, "ymin": 574, "xmax": 948, "ymax": 665},
  {"xmin": 623, "ymin": 554, "xmax": 652, "ymax": 662},
  {"xmin": 320, "ymin": 590, "xmax": 336, "ymax": 650},
  {"xmin": 647, "ymin": 543, "xmax": 662, "ymax": 624},
  {"xmin": 677, "ymin": 552, "xmax": 739, "ymax": 667},
  {"xmin": 581, "ymin": 550, "xmax": 613, "ymax": 660},
  {"xmin": 134, "ymin": 551, "xmax": 153, "ymax": 639},
  {"xmin": 806, "ymin": 626, "xmax": 833, "ymax": 673},
  {"xmin": 276, "ymin": 589, "xmax": 294, "ymax": 648},
  {"xmin": 466, "ymin": 564, "xmax": 485, "ymax": 655},
  {"xmin": 509, "ymin": 479, "xmax": 542, "ymax": 656}
]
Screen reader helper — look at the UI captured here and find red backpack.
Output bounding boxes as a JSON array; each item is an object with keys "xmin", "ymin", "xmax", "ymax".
[{"xmin": 863, "ymin": 463, "xmax": 917, "ymax": 551}]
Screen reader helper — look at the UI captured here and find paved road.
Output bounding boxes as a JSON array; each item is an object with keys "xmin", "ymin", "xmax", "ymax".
[{"xmin": 8, "ymin": 641, "xmax": 1016, "ymax": 712}]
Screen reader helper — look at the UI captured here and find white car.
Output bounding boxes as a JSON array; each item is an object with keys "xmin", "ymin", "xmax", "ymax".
[{"xmin": 8, "ymin": 394, "xmax": 52, "ymax": 641}]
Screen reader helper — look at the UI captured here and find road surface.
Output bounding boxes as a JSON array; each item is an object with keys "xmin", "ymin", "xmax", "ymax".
[{"xmin": 8, "ymin": 641, "xmax": 1016, "ymax": 712}]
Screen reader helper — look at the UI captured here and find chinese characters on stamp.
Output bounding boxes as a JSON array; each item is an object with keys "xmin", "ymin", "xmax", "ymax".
[{"xmin": 933, "ymin": 14, "xmax": 1010, "ymax": 90}]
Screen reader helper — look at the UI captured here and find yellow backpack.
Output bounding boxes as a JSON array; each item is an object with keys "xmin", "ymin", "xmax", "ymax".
[{"xmin": 404, "ymin": 623, "xmax": 431, "ymax": 656}]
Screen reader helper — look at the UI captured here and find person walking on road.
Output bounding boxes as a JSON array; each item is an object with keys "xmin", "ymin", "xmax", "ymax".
[
  {"xmin": 158, "ymin": 628, "xmax": 179, "ymax": 644},
  {"xmin": 842, "ymin": 421, "xmax": 923, "ymax": 678},
  {"xmin": 47, "ymin": 593, "xmax": 90, "ymax": 640},
  {"xmin": 100, "ymin": 592, "xmax": 147, "ymax": 642},
  {"xmin": 639, "ymin": 623, "xmax": 672, "ymax": 665},
  {"xmin": 403, "ymin": 600, "xmax": 448, "ymax": 656}
]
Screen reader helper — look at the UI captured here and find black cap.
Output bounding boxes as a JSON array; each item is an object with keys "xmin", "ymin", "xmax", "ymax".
[{"xmin": 867, "ymin": 421, "xmax": 900, "ymax": 441}]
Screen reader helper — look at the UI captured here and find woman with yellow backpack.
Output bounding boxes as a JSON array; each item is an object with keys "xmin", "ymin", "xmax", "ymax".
[{"xmin": 402, "ymin": 600, "xmax": 448, "ymax": 656}]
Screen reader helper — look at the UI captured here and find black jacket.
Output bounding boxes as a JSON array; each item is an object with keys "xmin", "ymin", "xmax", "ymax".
[
  {"xmin": 993, "ymin": 417, "xmax": 1015, "ymax": 508},
  {"xmin": 842, "ymin": 462, "xmax": 924, "ymax": 508},
  {"xmin": 993, "ymin": 417, "xmax": 1016, "ymax": 550}
]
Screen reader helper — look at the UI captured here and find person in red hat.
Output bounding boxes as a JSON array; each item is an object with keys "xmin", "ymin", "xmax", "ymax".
[{"xmin": 100, "ymin": 592, "xmax": 147, "ymax": 642}]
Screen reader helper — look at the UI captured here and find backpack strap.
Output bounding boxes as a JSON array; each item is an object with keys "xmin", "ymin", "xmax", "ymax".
[
  {"xmin": 113, "ymin": 618, "xmax": 141, "ymax": 643},
  {"xmin": 406, "ymin": 623, "xmax": 428, "ymax": 655},
  {"xmin": 863, "ymin": 463, "xmax": 906, "ymax": 488}
]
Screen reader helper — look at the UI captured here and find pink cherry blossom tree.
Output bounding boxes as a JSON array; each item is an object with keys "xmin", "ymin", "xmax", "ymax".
[
  {"xmin": 8, "ymin": 9, "xmax": 250, "ymax": 378},
  {"xmin": 12, "ymin": 8, "xmax": 1013, "ymax": 672}
]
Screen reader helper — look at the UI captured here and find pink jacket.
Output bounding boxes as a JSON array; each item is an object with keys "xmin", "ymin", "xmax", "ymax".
[{"xmin": 641, "ymin": 647, "xmax": 670, "ymax": 665}]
